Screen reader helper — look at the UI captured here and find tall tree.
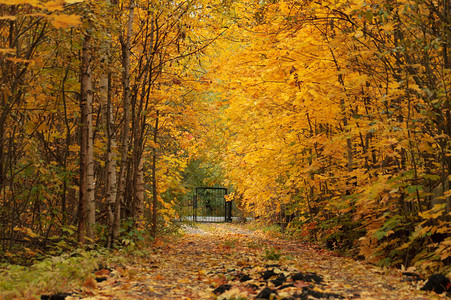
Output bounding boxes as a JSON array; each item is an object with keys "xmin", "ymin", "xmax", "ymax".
[
  {"xmin": 113, "ymin": 0, "xmax": 134, "ymax": 242},
  {"xmin": 78, "ymin": 29, "xmax": 96, "ymax": 243}
]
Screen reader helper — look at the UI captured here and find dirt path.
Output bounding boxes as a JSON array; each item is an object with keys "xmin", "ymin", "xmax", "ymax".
[{"xmin": 73, "ymin": 224, "xmax": 446, "ymax": 299}]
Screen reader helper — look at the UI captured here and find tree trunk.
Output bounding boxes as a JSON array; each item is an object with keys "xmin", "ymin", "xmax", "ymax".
[
  {"xmin": 112, "ymin": 0, "xmax": 134, "ymax": 243},
  {"xmin": 100, "ymin": 73, "xmax": 117, "ymax": 247},
  {"xmin": 134, "ymin": 156, "xmax": 144, "ymax": 220},
  {"xmin": 151, "ymin": 110, "xmax": 159, "ymax": 237},
  {"xmin": 78, "ymin": 32, "xmax": 95, "ymax": 243}
]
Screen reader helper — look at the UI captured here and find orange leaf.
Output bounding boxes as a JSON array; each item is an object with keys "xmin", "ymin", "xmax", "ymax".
[
  {"xmin": 83, "ymin": 277, "xmax": 97, "ymax": 289},
  {"xmin": 294, "ymin": 281, "xmax": 310, "ymax": 288},
  {"xmin": 95, "ymin": 269, "xmax": 111, "ymax": 277}
]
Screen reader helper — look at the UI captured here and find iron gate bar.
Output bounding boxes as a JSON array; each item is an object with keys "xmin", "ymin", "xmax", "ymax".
[{"xmin": 193, "ymin": 187, "xmax": 232, "ymax": 222}]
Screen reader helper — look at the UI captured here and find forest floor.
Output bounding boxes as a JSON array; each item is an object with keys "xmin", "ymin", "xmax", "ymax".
[{"xmin": 56, "ymin": 223, "xmax": 449, "ymax": 300}]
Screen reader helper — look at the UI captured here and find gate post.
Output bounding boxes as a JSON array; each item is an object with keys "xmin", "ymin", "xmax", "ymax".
[
  {"xmin": 225, "ymin": 200, "xmax": 232, "ymax": 222},
  {"xmin": 192, "ymin": 194, "xmax": 197, "ymax": 222}
]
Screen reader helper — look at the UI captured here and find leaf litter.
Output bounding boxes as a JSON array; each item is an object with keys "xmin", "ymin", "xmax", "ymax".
[{"xmin": 64, "ymin": 224, "xmax": 448, "ymax": 299}]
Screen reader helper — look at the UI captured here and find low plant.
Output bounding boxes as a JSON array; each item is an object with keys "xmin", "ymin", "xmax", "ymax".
[
  {"xmin": 223, "ymin": 238, "xmax": 239, "ymax": 248},
  {"xmin": 0, "ymin": 248, "xmax": 108, "ymax": 299},
  {"xmin": 264, "ymin": 247, "xmax": 281, "ymax": 260}
]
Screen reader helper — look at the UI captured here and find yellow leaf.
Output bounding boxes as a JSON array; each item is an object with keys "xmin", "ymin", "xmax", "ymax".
[
  {"xmin": 50, "ymin": 14, "xmax": 81, "ymax": 28},
  {"xmin": 43, "ymin": 0, "xmax": 64, "ymax": 11},
  {"xmin": 381, "ymin": 23, "xmax": 394, "ymax": 32},
  {"xmin": 0, "ymin": 48, "xmax": 16, "ymax": 55},
  {"xmin": 419, "ymin": 203, "xmax": 447, "ymax": 219},
  {"xmin": 354, "ymin": 30, "xmax": 364, "ymax": 38},
  {"xmin": 0, "ymin": 16, "xmax": 17, "ymax": 20},
  {"xmin": 6, "ymin": 57, "xmax": 34, "ymax": 64},
  {"xmin": 0, "ymin": 0, "xmax": 37, "ymax": 4}
]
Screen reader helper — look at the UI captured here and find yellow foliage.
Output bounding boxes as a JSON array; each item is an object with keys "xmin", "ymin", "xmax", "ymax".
[{"xmin": 50, "ymin": 14, "xmax": 81, "ymax": 28}]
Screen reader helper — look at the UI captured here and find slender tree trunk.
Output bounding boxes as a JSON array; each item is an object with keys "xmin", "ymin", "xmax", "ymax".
[
  {"xmin": 112, "ymin": 0, "xmax": 134, "ymax": 242},
  {"xmin": 151, "ymin": 110, "xmax": 159, "ymax": 237},
  {"xmin": 130, "ymin": 11, "xmax": 155, "ymax": 223},
  {"xmin": 131, "ymin": 129, "xmax": 144, "ymax": 220},
  {"xmin": 78, "ymin": 32, "xmax": 95, "ymax": 243},
  {"xmin": 100, "ymin": 73, "xmax": 117, "ymax": 247},
  {"xmin": 134, "ymin": 156, "xmax": 144, "ymax": 220}
]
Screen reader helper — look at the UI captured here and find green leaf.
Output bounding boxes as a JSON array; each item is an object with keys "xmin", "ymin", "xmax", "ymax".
[
  {"xmin": 365, "ymin": 10, "xmax": 373, "ymax": 22},
  {"xmin": 375, "ymin": 230, "xmax": 387, "ymax": 240},
  {"xmin": 406, "ymin": 185, "xmax": 423, "ymax": 194},
  {"xmin": 422, "ymin": 174, "xmax": 440, "ymax": 181}
]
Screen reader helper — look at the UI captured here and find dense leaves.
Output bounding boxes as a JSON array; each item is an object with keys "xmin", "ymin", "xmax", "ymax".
[{"xmin": 205, "ymin": 0, "xmax": 451, "ymax": 277}]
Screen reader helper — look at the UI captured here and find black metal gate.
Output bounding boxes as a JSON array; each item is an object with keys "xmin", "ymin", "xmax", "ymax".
[{"xmin": 193, "ymin": 187, "xmax": 232, "ymax": 222}]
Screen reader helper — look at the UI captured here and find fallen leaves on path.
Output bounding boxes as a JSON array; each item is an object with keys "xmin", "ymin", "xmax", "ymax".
[{"xmin": 66, "ymin": 224, "xmax": 447, "ymax": 299}]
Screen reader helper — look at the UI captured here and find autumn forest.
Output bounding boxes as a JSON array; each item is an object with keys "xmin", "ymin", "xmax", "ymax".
[{"xmin": 0, "ymin": 0, "xmax": 450, "ymax": 295}]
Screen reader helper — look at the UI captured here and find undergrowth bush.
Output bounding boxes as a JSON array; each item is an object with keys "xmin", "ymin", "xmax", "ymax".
[{"xmin": 0, "ymin": 249, "xmax": 106, "ymax": 299}]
